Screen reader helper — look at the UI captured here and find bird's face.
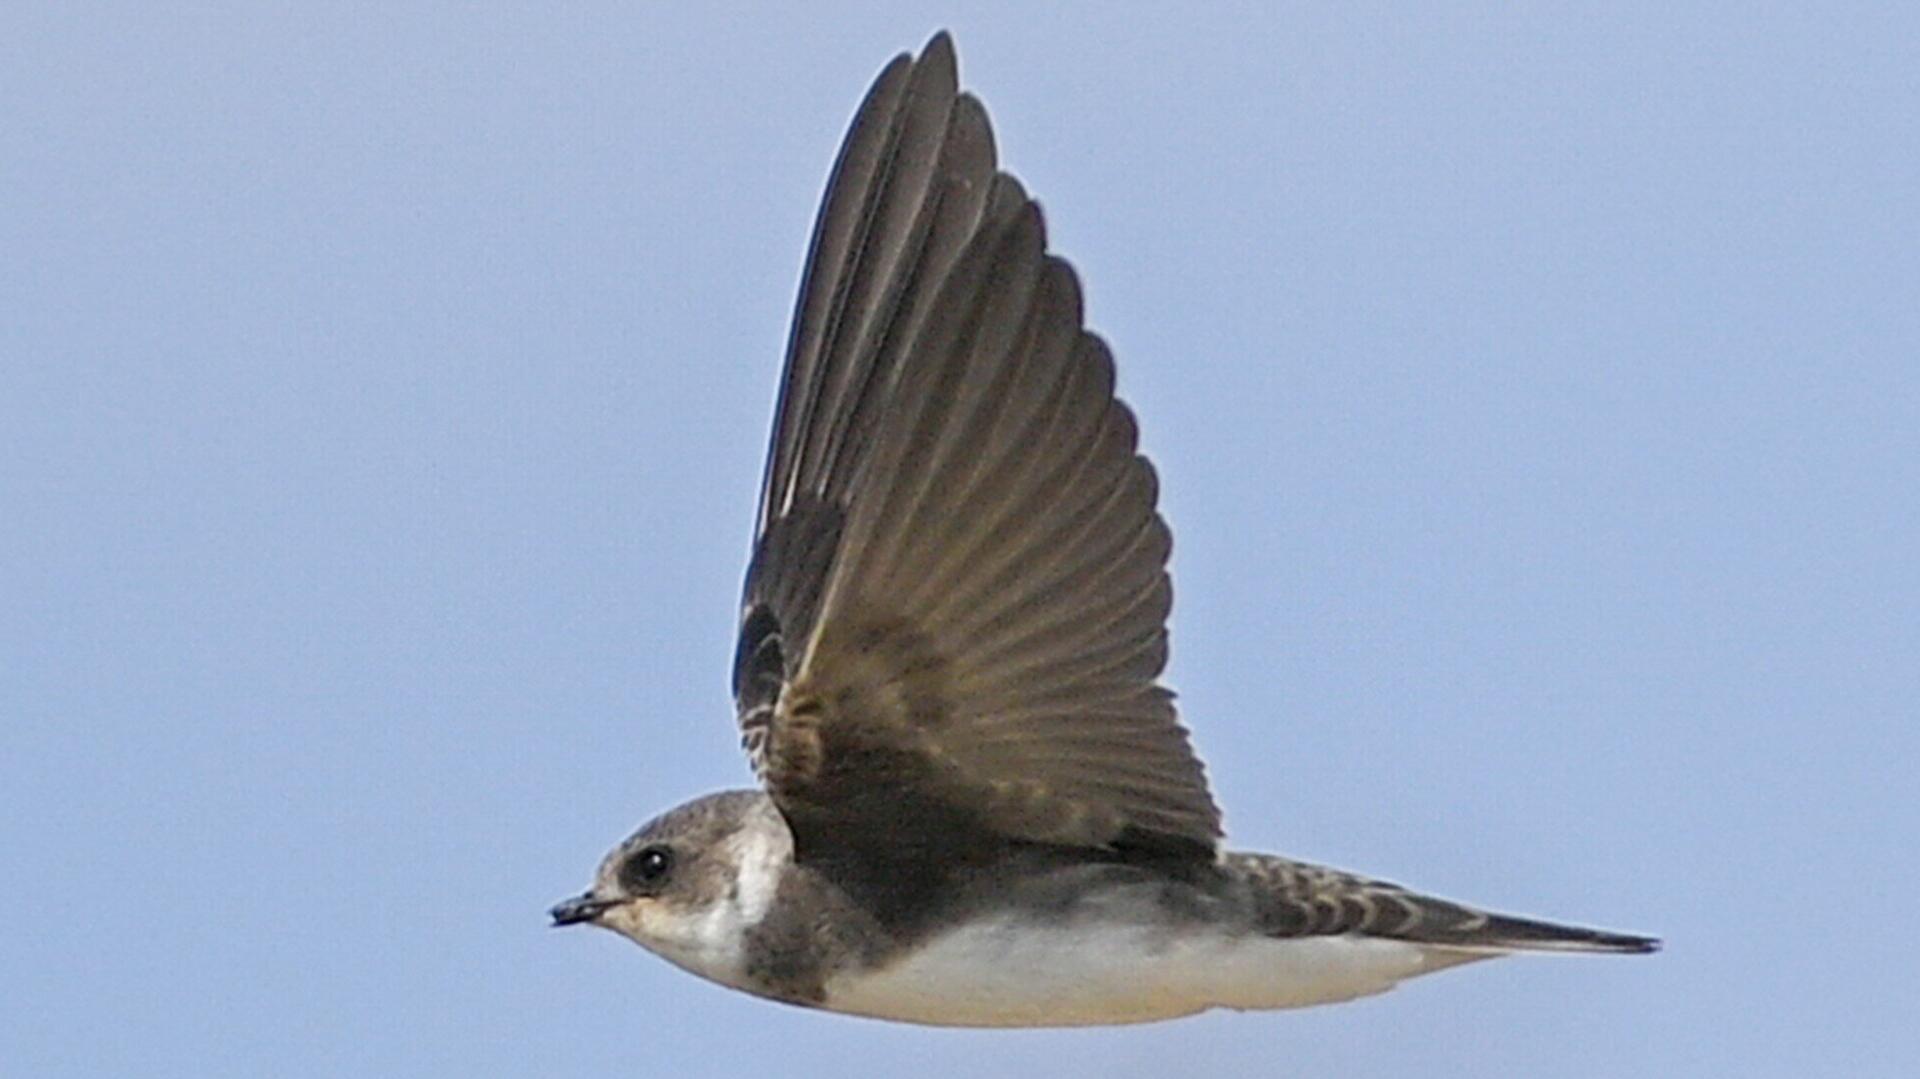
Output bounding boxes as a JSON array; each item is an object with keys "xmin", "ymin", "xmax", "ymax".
[{"xmin": 551, "ymin": 791, "xmax": 792, "ymax": 991}]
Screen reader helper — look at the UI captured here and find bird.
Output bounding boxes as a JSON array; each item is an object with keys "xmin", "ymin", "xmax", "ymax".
[{"xmin": 550, "ymin": 31, "xmax": 1658, "ymax": 1027}]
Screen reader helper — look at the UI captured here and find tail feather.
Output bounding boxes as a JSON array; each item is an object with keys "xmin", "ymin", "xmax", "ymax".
[
  {"xmin": 1225, "ymin": 851, "xmax": 1660, "ymax": 955},
  {"xmin": 1454, "ymin": 911, "xmax": 1661, "ymax": 955}
]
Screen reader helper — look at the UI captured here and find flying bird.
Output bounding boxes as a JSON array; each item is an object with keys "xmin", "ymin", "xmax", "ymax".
[{"xmin": 551, "ymin": 31, "xmax": 1657, "ymax": 1027}]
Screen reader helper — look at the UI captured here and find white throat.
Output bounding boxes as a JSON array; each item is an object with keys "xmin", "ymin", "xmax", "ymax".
[{"xmin": 600, "ymin": 814, "xmax": 791, "ymax": 992}]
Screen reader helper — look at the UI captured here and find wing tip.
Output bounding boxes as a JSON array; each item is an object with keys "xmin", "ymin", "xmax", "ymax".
[
  {"xmin": 922, "ymin": 30, "xmax": 956, "ymax": 60},
  {"xmin": 914, "ymin": 31, "xmax": 959, "ymax": 90}
]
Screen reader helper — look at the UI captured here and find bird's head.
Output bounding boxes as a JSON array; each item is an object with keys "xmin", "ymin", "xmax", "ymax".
[{"xmin": 550, "ymin": 789, "xmax": 791, "ymax": 988}]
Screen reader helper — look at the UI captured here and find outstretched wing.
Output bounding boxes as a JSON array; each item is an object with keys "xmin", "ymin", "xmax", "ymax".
[{"xmin": 734, "ymin": 33, "xmax": 1221, "ymax": 873}]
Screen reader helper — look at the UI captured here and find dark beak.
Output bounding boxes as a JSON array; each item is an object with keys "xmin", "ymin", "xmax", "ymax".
[{"xmin": 549, "ymin": 892, "xmax": 616, "ymax": 927}]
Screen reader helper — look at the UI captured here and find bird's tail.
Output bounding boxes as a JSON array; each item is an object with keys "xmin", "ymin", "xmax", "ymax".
[
  {"xmin": 1226, "ymin": 852, "xmax": 1660, "ymax": 955},
  {"xmin": 1448, "ymin": 910, "xmax": 1661, "ymax": 955}
]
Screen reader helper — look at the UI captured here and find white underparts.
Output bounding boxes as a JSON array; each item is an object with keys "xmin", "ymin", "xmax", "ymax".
[{"xmin": 823, "ymin": 918, "xmax": 1494, "ymax": 1027}]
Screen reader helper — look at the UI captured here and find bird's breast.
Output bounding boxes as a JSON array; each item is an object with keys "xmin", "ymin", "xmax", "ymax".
[{"xmin": 819, "ymin": 915, "xmax": 1439, "ymax": 1027}]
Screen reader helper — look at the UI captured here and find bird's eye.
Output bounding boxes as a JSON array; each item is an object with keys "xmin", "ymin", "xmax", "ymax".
[{"xmin": 620, "ymin": 845, "xmax": 674, "ymax": 892}]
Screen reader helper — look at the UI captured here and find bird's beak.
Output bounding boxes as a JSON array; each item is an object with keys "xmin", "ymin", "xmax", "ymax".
[{"xmin": 549, "ymin": 891, "xmax": 618, "ymax": 927}]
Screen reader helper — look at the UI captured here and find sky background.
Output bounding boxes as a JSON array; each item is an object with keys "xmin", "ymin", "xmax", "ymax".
[{"xmin": 4, "ymin": 4, "xmax": 1916, "ymax": 1076}]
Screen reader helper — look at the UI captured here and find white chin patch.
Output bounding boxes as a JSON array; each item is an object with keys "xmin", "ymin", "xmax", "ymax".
[{"xmin": 603, "ymin": 819, "xmax": 791, "ymax": 995}]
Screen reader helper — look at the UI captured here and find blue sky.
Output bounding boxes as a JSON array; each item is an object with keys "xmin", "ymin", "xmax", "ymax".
[{"xmin": 4, "ymin": 5, "xmax": 1915, "ymax": 1076}]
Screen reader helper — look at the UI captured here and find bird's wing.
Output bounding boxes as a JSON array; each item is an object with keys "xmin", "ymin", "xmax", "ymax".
[{"xmin": 733, "ymin": 33, "xmax": 1221, "ymax": 870}]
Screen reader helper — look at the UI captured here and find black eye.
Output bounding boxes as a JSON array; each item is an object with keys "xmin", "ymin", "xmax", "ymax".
[{"xmin": 620, "ymin": 845, "xmax": 673, "ymax": 892}]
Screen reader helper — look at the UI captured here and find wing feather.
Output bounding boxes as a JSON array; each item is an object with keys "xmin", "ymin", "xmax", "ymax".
[{"xmin": 737, "ymin": 34, "xmax": 1221, "ymax": 871}]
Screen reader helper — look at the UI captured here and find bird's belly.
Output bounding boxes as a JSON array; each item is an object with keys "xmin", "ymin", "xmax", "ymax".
[{"xmin": 821, "ymin": 919, "xmax": 1442, "ymax": 1027}]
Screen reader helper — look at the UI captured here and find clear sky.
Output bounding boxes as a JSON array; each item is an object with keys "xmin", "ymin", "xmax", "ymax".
[{"xmin": 4, "ymin": 5, "xmax": 1915, "ymax": 1077}]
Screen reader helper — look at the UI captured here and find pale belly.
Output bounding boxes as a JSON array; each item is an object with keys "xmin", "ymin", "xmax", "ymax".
[{"xmin": 821, "ymin": 919, "xmax": 1484, "ymax": 1027}]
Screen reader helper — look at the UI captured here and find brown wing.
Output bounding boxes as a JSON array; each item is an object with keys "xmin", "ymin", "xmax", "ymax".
[{"xmin": 735, "ymin": 33, "xmax": 1221, "ymax": 872}]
